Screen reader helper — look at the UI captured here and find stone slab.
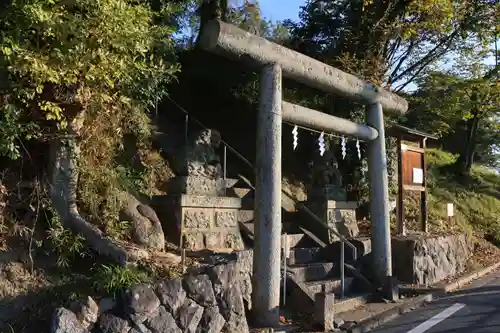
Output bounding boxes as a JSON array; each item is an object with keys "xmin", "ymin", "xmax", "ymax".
[
  {"xmin": 326, "ymin": 201, "xmax": 358, "ymax": 210},
  {"xmin": 168, "ymin": 194, "xmax": 242, "ymax": 209},
  {"xmin": 181, "ymin": 208, "xmax": 239, "ymax": 229},
  {"xmin": 304, "ymin": 200, "xmax": 360, "ymax": 243},
  {"xmin": 334, "ymin": 293, "xmax": 372, "ymax": 314},
  {"xmin": 288, "ymin": 262, "xmax": 337, "ymax": 283},
  {"xmin": 167, "ymin": 176, "xmax": 238, "ymax": 196},
  {"xmin": 182, "ymin": 228, "xmax": 244, "ymax": 251},
  {"xmin": 302, "ymin": 277, "xmax": 354, "ymax": 298}
]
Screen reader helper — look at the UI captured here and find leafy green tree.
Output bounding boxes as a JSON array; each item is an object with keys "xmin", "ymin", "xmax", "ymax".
[
  {"xmin": 0, "ymin": 0, "xmax": 181, "ymax": 229},
  {"xmin": 408, "ymin": 68, "xmax": 499, "ymax": 174},
  {"xmin": 0, "ymin": 0, "xmax": 180, "ymax": 159}
]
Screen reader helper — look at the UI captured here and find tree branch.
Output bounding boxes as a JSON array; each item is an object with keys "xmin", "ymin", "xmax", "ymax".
[
  {"xmin": 388, "ymin": 39, "xmax": 417, "ymax": 84},
  {"xmin": 391, "ymin": 29, "xmax": 459, "ymax": 85}
]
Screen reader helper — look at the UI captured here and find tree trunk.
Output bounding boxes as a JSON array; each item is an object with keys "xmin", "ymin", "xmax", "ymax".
[
  {"xmin": 455, "ymin": 113, "xmax": 480, "ymax": 175},
  {"xmin": 197, "ymin": 0, "xmax": 228, "ymax": 46}
]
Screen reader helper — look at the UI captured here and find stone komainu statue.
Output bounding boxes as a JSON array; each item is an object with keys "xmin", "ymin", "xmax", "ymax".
[
  {"xmin": 309, "ymin": 145, "xmax": 347, "ymax": 201},
  {"xmin": 172, "ymin": 128, "xmax": 223, "ymax": 179},
  {"xmin": 311, "ymin": 148, "xmax": 343, "ymax": 188}
]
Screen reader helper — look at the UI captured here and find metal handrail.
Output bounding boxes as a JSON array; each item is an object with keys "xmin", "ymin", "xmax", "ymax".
[{"xmin": 167, "ymin": 96, "xmax": 361, "ymax": 298}]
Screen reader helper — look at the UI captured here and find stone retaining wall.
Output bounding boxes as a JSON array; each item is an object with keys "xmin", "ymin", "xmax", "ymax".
[
  {"xmin": 51, "ymin": 251, "xmax": 253, "ymax": 333},
  {"xmin": 392, "ymin": 233, "xmax": 473, "ymax": 285}
]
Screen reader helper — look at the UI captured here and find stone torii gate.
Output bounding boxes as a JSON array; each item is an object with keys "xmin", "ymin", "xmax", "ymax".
[{"xmin": 199, "ymin": 20, "xmax": 409, "ymax": 326}]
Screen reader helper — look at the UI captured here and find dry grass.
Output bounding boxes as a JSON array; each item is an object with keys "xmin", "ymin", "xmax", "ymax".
[{"xmin": 401, "ymin": 149, "xmax": 500, "ymax": 259}]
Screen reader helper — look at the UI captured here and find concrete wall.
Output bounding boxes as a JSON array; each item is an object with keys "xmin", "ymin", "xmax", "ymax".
[{"xmin": 392, "ymin": 233, "xmax": 473, "ymax": 285}]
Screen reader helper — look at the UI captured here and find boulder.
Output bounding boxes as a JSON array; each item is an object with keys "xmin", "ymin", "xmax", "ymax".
[
  {"xmin": 96, "ymin": 312, "xmax": 130, "ymax": 333},
  {"xmin": 144, "ymin": 306, "xmax": 181, "ymax": 333},
  {"xmin": 183, "ymin": 274, "xmax": 216, "ymax": 307},
  {"xmin": 51, "ymin": 308, "xmax": 86, "ymax": 333},
  {"xmin": 155, "ymin": 277, "xmax": 186, "ymax": 315},
  {"xmin": 124, "ymin": 283, "xmax": 161, "ymax": 323},
  {"xmin": 177, "ymin": 299, "xmax": 204, "ymax": 333}
]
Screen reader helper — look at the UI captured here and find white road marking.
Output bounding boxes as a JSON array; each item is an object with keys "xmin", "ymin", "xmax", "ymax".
[{"xmin": 407, "ymin": 303, "xmax": 466, "ymax": 333}]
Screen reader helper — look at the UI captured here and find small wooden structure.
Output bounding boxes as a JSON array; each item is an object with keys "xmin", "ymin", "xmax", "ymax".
[{"xmin": 387, "ymin": 124, "xmax": 437, "ymax": 235}]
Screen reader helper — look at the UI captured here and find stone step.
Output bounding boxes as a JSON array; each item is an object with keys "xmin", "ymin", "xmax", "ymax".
[
  {"xmin": 302, "ymin": 277, "xmax": 355, "ymax": 298},
  {"xmin": 237, "ymin": 210, "xmax": 254, "ymax": 224},
  {"xmin": 226, "ymin": 187, "xmax": 252, "ymax": 199},
  {"xmin": 239, "ymin": 221, "xmax": 302, "ymax": 237},
  {"xmin": 287, "ymin": 262, "xmax": 337, "ymax": 282},
  {"xmin": 333, "ymin": 293, "xmax": 371, "ymax": 314},
  {"xmin": 314, "ymin": 292, "xmax": 372, "ymax": 331},
  {"xmin": 287, "ymin": 247, "xmax": 323, "ymax": 265},
  {"xmin": 288, "ymin": 276, "xmax": 364, "ymax": 316},
  {"xmin": 321, "ymin": 237, "xmax": 372, "ymax": 262}
]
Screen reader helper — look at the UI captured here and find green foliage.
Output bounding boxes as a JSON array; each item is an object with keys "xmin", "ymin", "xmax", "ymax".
[
  {"xmin": 287, "ymin": 0, "xmax": 496, "ymax": 88},
  {"xmin": 413, "ymin": 70, "xmax": 499, "ymax": 125},
  {"xmin": 422, "ymin": 149, "xmax": 500, "ymax": 241},
  {"xmin": 46, "ymin": 210, "xmax": 87, "ymax": 269},
  {"xmin": 425, "ymin": 149, "xmax": 458, "ymax": 169},
  {"xmin": 0, "ymin": 0, "xmax": 180, "ymax": 232},
  {"xmin": 0, "ymin": 0, "xmax": 180, "ymax": 151},
  {"xmin": 0, "ymin": 104, "xmax": 39, "ymax": 159},
  {"xmin": 408, "ymin": 67, "xmax": 499, "ymax": 171},
  {"xmin": 93, "ymin": 264, "xmax": 151, "ymax": 295}
]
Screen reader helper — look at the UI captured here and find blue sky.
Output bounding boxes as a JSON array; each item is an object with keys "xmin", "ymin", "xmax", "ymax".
[{"xmin": 259, "ymin": 0, "xmax": 303, "ymax": 22}]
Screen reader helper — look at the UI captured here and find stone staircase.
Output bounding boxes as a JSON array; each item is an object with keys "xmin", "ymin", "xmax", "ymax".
[
  {"xmin": 226, "ymin": 176, "xmax": 374, "ymax": 329},
  {"xmin": 286, "ymin": 245, "xmax": 371, "ymax": 317},
  {"xmin": 154, "ymin": 110, "xmax": 374, "ymax": 329},
  {"xmin": 239, "ymin": 219, "xmax": 372, "ymax": 329}
]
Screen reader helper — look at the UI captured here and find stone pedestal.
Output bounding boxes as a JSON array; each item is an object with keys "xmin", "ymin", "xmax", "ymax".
[
  {"xmin": 305, "ymin": 200, "xmax": 359, "ymax": 243},
  {"xmin": 156, "ymin": 194, "xmax": 245, "ymax": 251},
  {"xmin": 160, "ymin": 128, "xmax": 246, "ymax": 251},
  {"xmin": 307, "ymin": 184, "xmax": 347, "ymax": 203},
  {"xmin": 167, "ymin": 175, "xmax": 238, "ymax": 196}
]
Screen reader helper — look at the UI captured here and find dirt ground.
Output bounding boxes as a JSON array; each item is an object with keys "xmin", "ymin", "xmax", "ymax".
[
  {"xmin": 0, "ymin": 248, "xmax": 50, "ymax": 332},
  {"xmin": 0, "ymin": 241, "xmax": 98, "ymax": 333}
]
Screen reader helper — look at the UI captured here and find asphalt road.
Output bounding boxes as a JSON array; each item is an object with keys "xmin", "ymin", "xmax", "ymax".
[{"xmin": 370, "ymin": 268, "xmax": 500, "ymax": 333}]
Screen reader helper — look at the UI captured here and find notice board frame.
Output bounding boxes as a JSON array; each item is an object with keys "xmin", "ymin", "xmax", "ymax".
[{"xmin": 388, "ymin": 124, "xmax": 437, "ymax": 236}]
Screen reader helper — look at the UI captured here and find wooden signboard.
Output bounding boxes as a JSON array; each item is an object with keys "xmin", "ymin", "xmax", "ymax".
[{"xmin": 396, "ymin": 138, "xmax": 428, "ymax": 235}]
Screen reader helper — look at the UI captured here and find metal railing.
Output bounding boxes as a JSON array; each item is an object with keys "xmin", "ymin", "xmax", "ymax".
[{"xmin": 166, "ymin": 96, "xmax": 361, "ymax": 298}]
